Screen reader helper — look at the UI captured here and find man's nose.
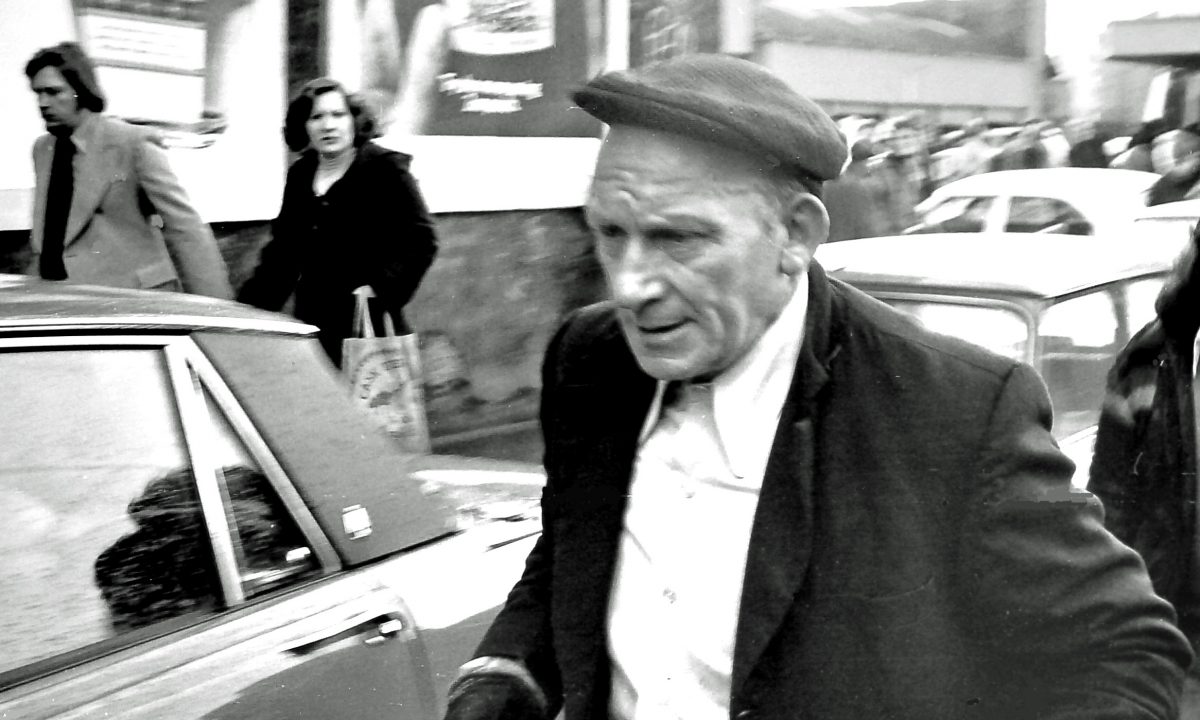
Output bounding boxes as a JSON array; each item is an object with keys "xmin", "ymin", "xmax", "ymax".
[{"xmin": 606, "ymin": 239, "xmax": 663, "ymax": 308}]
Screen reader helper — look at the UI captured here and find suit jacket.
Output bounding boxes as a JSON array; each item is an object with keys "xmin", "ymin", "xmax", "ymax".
[
  {"xmin": 476, "ymin": 261, "xmax": 1192, "ymax": 720},
  {"xmin": 27, "ymin": 112, "xmax": 232, "ymax": 298},
  {"xmin": 237, "ymin": 142, "xmax": 437, "ymax": 365}
]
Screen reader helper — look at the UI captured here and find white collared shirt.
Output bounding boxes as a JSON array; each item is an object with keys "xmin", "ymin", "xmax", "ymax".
[{"xmin": 607, "ymin": 272, "xmax": 809, "ymax": 720}]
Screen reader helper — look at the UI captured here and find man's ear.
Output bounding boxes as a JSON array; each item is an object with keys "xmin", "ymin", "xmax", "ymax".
[{"xmin": 780, "ymin": 193, "xmax": 829, "ymax": 276}]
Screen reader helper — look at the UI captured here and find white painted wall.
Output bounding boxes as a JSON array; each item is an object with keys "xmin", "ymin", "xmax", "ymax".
[{"xmin": 761, "ymin": 43, "xmax": 1035, "ymax": 123}]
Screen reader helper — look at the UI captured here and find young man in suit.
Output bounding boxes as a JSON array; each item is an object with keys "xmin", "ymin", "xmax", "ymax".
[
  {"xmin": 446, "ymin": 55, "xmax": 1192, "ymax": 720},
  {"xmin": 24, "ymin": 42, "xmax": 231, "ymax": 298}
]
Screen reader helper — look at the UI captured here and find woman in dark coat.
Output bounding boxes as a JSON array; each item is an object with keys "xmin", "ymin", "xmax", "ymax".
[{"xmin": 238, "ymin": 77, "xmax": 438, "ymax": 366}]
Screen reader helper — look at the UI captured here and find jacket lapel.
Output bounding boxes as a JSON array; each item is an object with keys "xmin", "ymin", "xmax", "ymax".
[
  {"xmin": 731, "ymin": 261, "xmax": 837, "ymax": 697},
  {"xmin": 64, "ymin": 116, "xmax": 115, "ymax": 246},
  {"xmin": 30, "ymin": 135, "xmax": 53, "ymax": 252},
  {"xmin": 552, "ymin": 316, "xmax": 656, "ymax": 717}
]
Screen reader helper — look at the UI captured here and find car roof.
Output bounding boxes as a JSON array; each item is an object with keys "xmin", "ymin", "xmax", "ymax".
[
  {"xmin": 0, "ymin": 274, "xmax": 315, "ymax": 335},
  {"xmin": 928, "ymin": 168, "xmax": 1158, "ymax": 202},
  {"xmin": 1135, "ymin": 199, "xmax": 1200, "ymax": 220},
  {"xmin": 816, "ymin": 233, "xmax": 1169, "ymax": 299}
]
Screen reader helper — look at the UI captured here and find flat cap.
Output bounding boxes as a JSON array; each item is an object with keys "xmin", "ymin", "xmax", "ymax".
[{"xmin": 573, "ymin": 54, "xmax": 847, "ymax": 182}]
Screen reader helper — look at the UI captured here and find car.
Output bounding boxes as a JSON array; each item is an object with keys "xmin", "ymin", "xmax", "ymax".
[
  {"xmin": 0, "ymin": 275, "xmax": 543, "ymax": 719},
  {"xmin": 815, "ymin": 233, "xmax": 1171, "ymax": 488},
  {"xmin": 1132, "ymin": 198, "xmax": 1200, "ymax": 259},
  {"xmin": 905, "ymin": 168, "xmax": 1159, "ymax": 236}
]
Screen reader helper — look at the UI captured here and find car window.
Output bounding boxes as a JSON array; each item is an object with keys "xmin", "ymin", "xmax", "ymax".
[
  {"xmin": 882, "ymin": 299, "xmax": 1030, "ymax": 361},
  {"xmin": 0, "ymin": 348, "xmax": 221, "ymax": 675},
  {"xmin": 1005, "ymin": 196, "xmax": 1092, "ymax": 235},
  {"xmin": 200, "ymin": 386, "xmax": 319, "ymax": 598},
  {"xmin": 1123, "ymin": 276, "xmax": 1167, "ymax": 335},
  {"xmin": 919, "ymin": 195, "xmax": 994, "ymax": 232},
  {"xmin": 1038, "ymin": 291, "xmax": 1119, "ymax": 438},
  {"xmin": 0, "ymin": 345, "xmax": 321, "ymax": 681}
]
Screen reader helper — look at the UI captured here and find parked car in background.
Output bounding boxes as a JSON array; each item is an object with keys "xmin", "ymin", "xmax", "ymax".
[
  {"xmin": 816, "ymin": 234, "xmax": 1171, "ymax": 488},
  {"xmin": 1132, "ymin": 198, "xmax": 1200, "ymax": 260},
  {"xmin": 905, "ymin": 168, "xmax": 1158, "ymax": 236},
  {"xmin": 0, "ymin": 276, "xmax": 542, "ymax": 719}
]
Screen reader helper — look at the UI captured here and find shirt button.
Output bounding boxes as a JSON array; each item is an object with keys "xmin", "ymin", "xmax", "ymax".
[{"xmin": 663, "ymin": 588, "xmax": 677, "ymax": 603}]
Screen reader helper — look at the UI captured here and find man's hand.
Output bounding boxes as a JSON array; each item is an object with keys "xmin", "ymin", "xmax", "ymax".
[{"xmin": 443, "ymin": 657, "xmax": 548, "ymax": 720}]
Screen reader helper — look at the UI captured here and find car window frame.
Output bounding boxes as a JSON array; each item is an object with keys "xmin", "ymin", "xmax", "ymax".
[{"xmin": 0, "ymin": 333, "xmax": 339, "ymax": 690}]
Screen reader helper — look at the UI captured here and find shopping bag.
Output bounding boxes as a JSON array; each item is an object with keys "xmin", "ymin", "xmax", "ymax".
[{"xmin": 342, "ymin": 286, "xmax": 432, "ymax": 454}]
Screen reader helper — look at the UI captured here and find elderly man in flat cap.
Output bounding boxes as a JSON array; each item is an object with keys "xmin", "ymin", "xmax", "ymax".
[{"xmin": 443, "ymin": 55, "xmax": 1191, "ymax": 720}]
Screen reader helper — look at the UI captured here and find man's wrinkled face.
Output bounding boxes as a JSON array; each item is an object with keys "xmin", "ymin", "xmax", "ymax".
[
  {"xmin": 30, "ymin": 66, "xmax": 82, "ymax": 133},
  {"xmin": 584, "ymin": 126, "xmax": 809, "ymax": 381}
]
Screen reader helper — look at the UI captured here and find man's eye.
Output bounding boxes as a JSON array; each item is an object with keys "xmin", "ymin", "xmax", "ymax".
[
  {"xmin": 593, "ymin": 224, "xmax": 625, "ymax": 239},
  {"xmin": 651, "ymin": 230, "xmax": 704, "ymax": 244}
]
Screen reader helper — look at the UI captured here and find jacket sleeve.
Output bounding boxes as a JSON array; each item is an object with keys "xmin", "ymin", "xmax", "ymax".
[
  {"xmin": 367, "ymin": 152, "xmax": 438, "ymax": 320},
  {"xmin": 133, "ymin": 132, "xmax": 233, "ymax": 299},
  {"xmin": 236, "ymin": 166, "xmax": 305, "ymax": 311},
  {"xmin": 471, "ymin": 317, "xmax": 573, "ymax": 716},
  {"xmin": 966, "ymin": 362, "xmax": 1191, "ymax": 719}
]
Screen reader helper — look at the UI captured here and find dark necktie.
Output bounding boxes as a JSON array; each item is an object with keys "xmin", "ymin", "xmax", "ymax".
[{"xmin": 40, "ymin": 134, "xmax": 75, "ymax": 280}]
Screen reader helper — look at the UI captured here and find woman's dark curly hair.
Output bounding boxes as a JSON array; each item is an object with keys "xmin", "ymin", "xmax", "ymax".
[
  {"xmin": 283, "ymin": 78, "xmax": 378, "ymax": 152},
  {"xmin": 25, "ymin": 42, "xmax": 106, "ymax": 113}
]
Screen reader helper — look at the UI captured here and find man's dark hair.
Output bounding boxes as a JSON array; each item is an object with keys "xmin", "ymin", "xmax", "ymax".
[
  {"xmin": 283, "ymin": 77, "xmax": 379, "ymax": 153},
  {"xmin": 25, "ymin": 42, "xmax": 106, "ymax": 113}
]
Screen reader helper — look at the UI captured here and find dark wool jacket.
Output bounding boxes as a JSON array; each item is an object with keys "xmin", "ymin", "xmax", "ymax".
[
  {"xmin": 237, "ymin": 141, "xmax": 437, "ymax": 364},
  {"xmin": 1090, "ymin": 224, "xmax": 1200, "ymax": 652},
  {"xmin": 476, "ymin": 261, "xmax": 1191, "ymax": 720}
]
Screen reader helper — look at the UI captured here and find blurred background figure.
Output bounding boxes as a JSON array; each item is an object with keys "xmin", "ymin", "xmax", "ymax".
[
  {"xmin": 1040, "ymin": 121, "xmax": 1072, "ymax": 167},
  {"xmin": 824, "ymin": 139, "xmax": 891, "ymax": 242},
  {"xmin": 875, "ymin": 115, "xmax": 927, "ymax": 229},
  {"xmin": 1067, "ymin": 118, "xmax": 1109, "ymax": 168},
  {"xmin": 993, "ymin": 119, "xmax": 1050, "ymax": 170},
  {"xmin": 957, "ymin": 118, "xmax": 998, "ymax": 179},
  {"xmin": 1109, "ymin": 118, "xmax": 1167, "ymax": 172},
  {"xmin": 238, "ymin": 77, "xmax": 438, "ymax": 366},
  {"xmin": 1148, "ymin": 125, "xmax": 1200, "ymax": 205}
]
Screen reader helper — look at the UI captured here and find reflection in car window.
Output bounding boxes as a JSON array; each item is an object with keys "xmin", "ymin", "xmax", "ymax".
[
  {"xmin": 883, "ymin": 300, "xmax": 1029, "ymax": 361},
  {"xmin": 201, "ymin": 387, "xmax": 319, "ymax": 596},
  {"xmin": 0, "ymin": 349, "xmax": 220, "ymax": 674},
  {"xmin": 1006, "ymin": 196, "xmax": 1091, "ymax": 235}
]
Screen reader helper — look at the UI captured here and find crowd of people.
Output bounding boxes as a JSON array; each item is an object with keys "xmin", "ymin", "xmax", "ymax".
[
  {"xmin": 24, "ymin": 40, "xmax": 1200, "ymax": 718},
  {"xmin": 822, "ymin": 110, "xmax": 1200, "ymax": 242}
]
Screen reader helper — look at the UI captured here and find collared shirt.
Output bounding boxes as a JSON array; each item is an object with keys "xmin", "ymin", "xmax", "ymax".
[{"xmin": 607, "ymin": 272, "xmax": 809, "ymax": 720}]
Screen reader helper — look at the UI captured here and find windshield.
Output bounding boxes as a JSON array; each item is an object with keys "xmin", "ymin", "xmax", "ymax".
[{"xmin": 883, "ymin": 299, "xmax": 1030, "ymax": 362}]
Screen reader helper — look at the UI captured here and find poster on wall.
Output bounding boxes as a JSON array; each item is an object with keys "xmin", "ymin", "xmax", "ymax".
[
  {"xmin": 360, "ymin": 0, "xmax": 606, "ymax": 138},
  {"xmin": 629, "ymin": 0, "xmax": 720, "ymax": 69},
  {"xmin": 66, "ymin": 0, "xmax": 285, "ymax": 223}
]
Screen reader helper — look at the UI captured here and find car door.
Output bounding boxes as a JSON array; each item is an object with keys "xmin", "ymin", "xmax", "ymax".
[{"xmin": 0, "ymin": 334, "xmax": 439, "ymax": 720}]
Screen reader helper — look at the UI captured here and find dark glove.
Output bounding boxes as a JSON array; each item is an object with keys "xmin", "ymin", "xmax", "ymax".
[{"xmin": 444, "ymin": 672, "xmax": 547, "ymax": 720}]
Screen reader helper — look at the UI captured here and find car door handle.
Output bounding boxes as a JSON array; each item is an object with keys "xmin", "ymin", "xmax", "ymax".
[{"xmin": 284, "ymin": 610, "xmax": 407, "ymax": 655}]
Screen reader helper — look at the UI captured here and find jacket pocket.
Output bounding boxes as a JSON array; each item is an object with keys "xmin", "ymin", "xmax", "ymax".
[{"xmin": 810, "ymin": 575, "xmax": 935, "ymax": 632}]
